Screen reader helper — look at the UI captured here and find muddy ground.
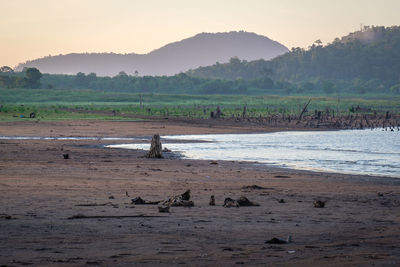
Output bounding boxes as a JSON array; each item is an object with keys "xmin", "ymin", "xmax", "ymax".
[{"xmin": 0, "ymin": 120, "xmax": 399, "ymax": 266}]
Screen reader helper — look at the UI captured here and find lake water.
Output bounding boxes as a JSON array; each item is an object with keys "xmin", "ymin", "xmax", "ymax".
[{"xmin": 109, "ymin": 129, "xmax": 400, "ymax": 178}]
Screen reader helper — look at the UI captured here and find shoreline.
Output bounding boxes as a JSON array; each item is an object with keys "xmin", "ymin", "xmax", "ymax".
[
  {"xmin": 1, "ymin": 123, "xmax": 399, "ymax": 180},
  {"xmin": 1, "ymin": 120, "xmax": 400, "ymax": 265}
]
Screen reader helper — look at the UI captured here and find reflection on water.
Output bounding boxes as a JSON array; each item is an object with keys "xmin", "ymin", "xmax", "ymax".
[{"xmin": 109, "ymin": 129, "xmax": 400, "ymax": 178}]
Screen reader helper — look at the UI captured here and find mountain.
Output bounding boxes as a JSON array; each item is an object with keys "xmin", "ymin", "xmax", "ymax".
[
  {"xmin": 15, "ymin": 31, "xmax": 288, "ymax": 76},
  {"xmin": 187, "ymin": 26, "xmax": 400, "ymax": 92}
]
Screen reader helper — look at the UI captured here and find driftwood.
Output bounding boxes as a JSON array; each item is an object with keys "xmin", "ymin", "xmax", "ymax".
[
  {"xmin": 223, "ymin": 197, "xmax": 239, "ymax": 208},
  {"xmin": 146, "ymin": 134, "xmax": 163, "ymax": 158},
  {"xmin": 223, "ymin": 196, "xmax": 260, "ymax": 208},
  {"xmin": 241, "ymin": 185, "xmax": 269, "ymax": 190},
  {"xmin": 163, "ymin": 190, "xmax": 194, "ymax": 207},
  {"xmin": 236, "ymin": 196, "xmax": 260, "ymax": 206},
  {"xmin": 158, "ymin": 206, "xmax": 170, "ymax": 213},
  {"xmin": 75, "ymin": 202, "xmax": 117, "ymax": 207},
  {"xmin": 131, "ymin": 197, "xmax": 161, "ymax": 205},
  {"xmin": 265, "ymin": 237, "xmax": 288, "ymax": 244}
]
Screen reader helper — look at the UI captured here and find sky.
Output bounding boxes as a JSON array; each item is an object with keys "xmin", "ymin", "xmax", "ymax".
[{"xmin": 1, "ymin": 0, "xmax": 399, "ymax": 68}]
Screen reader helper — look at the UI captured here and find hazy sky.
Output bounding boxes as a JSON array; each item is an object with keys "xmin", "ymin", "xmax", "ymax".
[{"xmin": 1, "ymin": 0, "xmax": 399, "ymax": 67}]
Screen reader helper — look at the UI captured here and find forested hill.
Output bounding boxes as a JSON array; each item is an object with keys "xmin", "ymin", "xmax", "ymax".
[
  {"xmin": 14, "ymin": 31, "xmax": 288, "ymax": 77},
  {"xmin": 188, "ymin": 26, "xmax": 400, "ymax": 92}
]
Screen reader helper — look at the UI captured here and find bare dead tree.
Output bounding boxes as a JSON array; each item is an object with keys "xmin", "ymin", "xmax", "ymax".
[{"xmin": 297, "ymin": 98, "xmax": 312, "ymax": 124}]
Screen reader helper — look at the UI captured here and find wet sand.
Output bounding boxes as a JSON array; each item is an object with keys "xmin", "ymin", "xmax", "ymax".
[{"xmin": 1, "ymin": 120, "xmax": 400, "ymax": 266}]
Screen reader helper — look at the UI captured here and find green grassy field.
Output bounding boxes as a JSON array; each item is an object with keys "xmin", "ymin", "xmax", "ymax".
[{"xmin": 1, "ymin": 88, "xmax": 399, "ymax": 121}]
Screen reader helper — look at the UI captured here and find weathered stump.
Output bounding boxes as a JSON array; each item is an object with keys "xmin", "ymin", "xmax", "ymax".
[{"xmin": 146, "ymin": 134, "xmax": 163, "ymax": 158}]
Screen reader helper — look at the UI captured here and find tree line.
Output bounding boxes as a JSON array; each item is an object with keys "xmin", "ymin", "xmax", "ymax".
[
  {"xmin": 187, "ymin": 26, "xmax": 400, "ymax": 94},
  {"xmin": 0, "ymin": 68, "xmax": 275, "ymax": 95},
  {"xmin": 2, "ymin": 26, "xmax": 400, "ymax": 95}
]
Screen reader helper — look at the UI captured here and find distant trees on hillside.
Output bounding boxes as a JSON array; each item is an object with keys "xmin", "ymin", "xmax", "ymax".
[
  {"xmin": 187, "ymin": 26, "xmax": 400, "ymax": 94},
  {"xmin": 2, "ymin": 26, "xmax": 400, "ymax": 95},
  {"xmin": 0, "ymin": 67, "xmax": 42, "ymax": 89}
]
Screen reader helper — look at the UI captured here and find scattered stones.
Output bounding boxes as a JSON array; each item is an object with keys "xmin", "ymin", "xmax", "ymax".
[
  {"xmin": 209, "ymin": 195, "xmax": 215, "ymax": 206},
  {"xmin": 278, "ymin": 199, "xmax": 285, "ymax": 203},
  {"xmin": 63, "ymin": 153, "xmax": 69, "ymax": 159},
  {"xmin": 109, "ymin": 195, "xmax": 115, "ymax": 199},
  {"xmin": 314, "ymin": 200, "xmax": 326, "ymax": 208}
]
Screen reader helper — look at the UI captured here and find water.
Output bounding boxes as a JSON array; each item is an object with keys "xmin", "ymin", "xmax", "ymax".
[
  {"xmin": 109, "ymin": 129, "xmax": 400, "ymax": 178},
  {"xmin": 0, "ymin": 136, "xmax": 145, "ymax": 141}
]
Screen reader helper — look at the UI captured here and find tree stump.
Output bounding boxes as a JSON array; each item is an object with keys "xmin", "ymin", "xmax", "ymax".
[{"xmin": 146, "ymin": 134, "xmax": 163, "ymax": 158}]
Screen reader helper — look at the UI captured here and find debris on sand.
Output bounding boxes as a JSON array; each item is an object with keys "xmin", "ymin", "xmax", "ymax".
[
  {"xmin": 68, "ymin": 214, "xmax": 164, "ymax": 220},
  {"xmin": 163, "ymin": 190, "xmax": 194, "ymax": 207},
  {"xmin": 314, "ymin": 200, "xmax": 326, "ymax": 208},
  {"xmin": 158, "ymin": 206, "xmax": 170, "ymax": 213},
  {"xmin": 274, "ymin": 175, "xmax": 291, "ymax": 178},
  {"xmin": 162, "ymin": 147, "xmax": 172, "ymax": 152},
  {"xmin": 63, "ymin": 153, "xmax": 69, "ymax": 159},
  {"xmin": 209, "ymin": 195, "xmax": 216, "ymax": 206},
  {"xmin": 241, "ymin": 185, "xmax": 268, "ymax": 190},
  {"xmin": 278, "ymin": 199, "xmax": 285, "ymax": 203},
  {"xmin": 131, "ymin": 197, "xmax": 146, "ymax": 204},
  {"xmin": 223, "ymin": 197, "xmax": 239, "ymax": 208},
  {"xmin": 146, "ymin": 134, "xmax": 163, "ymax": 158},
  {"xmin": 237, "ymin": 196, "xmax": 260, "ymax": 206},
  {"xmin": 223, "ymin": 196, "xmax": 260, "ymax": 207},
  {"xmin": 210, "ymin": 161, "xmax": 218, "ymax": 165},
  {"xmin": 1, "ymin": 214, "xmax": 16, "ymax": 220},
  {"xmin": 265, "ymin": 238, "xmax": 288, "ymax": 244},
  {"xmin": 75, "ymin": 202, "xmax": 118, "ymax": 208},
  {"xmin": 131, "ymin": 197, "xmax": 160, "ymax": 205}
]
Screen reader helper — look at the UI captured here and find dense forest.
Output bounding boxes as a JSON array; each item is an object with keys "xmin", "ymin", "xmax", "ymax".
[
  {"xmin": 188, "ymin": 26, "xmax": 400, "ymax": 94},
  {"xmin": 1, "ymin": 26, "xmax": 400, "ymax": 95}
]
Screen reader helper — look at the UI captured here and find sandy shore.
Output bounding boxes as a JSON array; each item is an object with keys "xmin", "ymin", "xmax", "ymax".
[{"xmin": 1, "ymin": 120, "xmax": 400, "ymax": 266}]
